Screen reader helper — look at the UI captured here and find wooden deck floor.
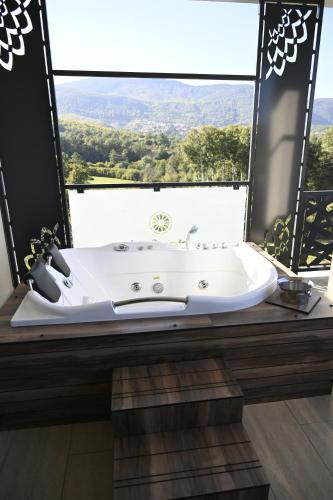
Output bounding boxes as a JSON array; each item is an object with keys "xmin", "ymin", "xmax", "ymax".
[{"xmin": 0, "ymin": 393, "xmax": 332, "ymax": 500}]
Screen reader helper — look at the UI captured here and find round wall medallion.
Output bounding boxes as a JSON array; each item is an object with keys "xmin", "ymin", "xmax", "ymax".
[{"xmin": 150, "ymin": 212, "xmax": 172, "ymax": 234}]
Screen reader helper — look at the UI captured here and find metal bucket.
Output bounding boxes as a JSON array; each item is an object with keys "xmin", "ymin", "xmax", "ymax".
[{"xmin": 277, "ymin": 277, "xmax": 313, "ymax": 305}]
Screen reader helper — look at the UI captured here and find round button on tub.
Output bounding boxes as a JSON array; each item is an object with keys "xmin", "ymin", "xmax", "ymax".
[{"xmin": 152, "ymin": 282, "xmax": 164, "ymax": 294}]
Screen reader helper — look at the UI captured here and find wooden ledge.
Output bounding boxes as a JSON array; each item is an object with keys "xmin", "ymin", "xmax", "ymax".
[
  {"xmin": 0, "ymin": 244, "xmax": 332, "ymax": 345},
  {"xmin": 112, "ymin": 358, "xmax": 244, "ymax": 436}
]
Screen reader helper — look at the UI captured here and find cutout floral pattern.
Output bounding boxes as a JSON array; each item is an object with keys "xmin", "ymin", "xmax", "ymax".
[
  {"xmin": 0, "ymin": 0, "xmax": 33, "ymax": 71},
  {"xmin": 266, "ymin": 9, "xmax": 312, "ymax": 80}
]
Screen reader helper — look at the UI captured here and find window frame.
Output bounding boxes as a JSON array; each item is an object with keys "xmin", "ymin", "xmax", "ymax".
[
  {"xmin": 52, "ymin": 69, "xmax": 257, "ymax": 192},
  {"xmin": 45, "ymin": 2, "xmax": 262, "ymax": 245}
]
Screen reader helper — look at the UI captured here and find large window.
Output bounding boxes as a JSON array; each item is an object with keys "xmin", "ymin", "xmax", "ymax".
[
  {"xmin": 47, "ymin": 0, "xmax": 259, "ymax": 75},
  {"xmin": 307, "ymin": 7, "xmax": 333, "ymax": 191},
  {"xmin": 55, "ymin": 77, "xmax": 255, "ymax": 185},
  {"xmin": 46, "ymin": 0, "xmax": 259, "ymax": 246}
]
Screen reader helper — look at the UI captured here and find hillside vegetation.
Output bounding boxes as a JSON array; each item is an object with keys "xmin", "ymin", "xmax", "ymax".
[
  {"xmin": 60, "ymin": 119, "xmax": 333, "ymax": 190},
  {"xmin": 56, "ymin": 78, "xmax": 333, "ymax": 134},
  {"xmin": 61, "ymin": 119, "xmax": 250, "ymax": 184},
  {"xmin": 56, "ymin": 79, "xmax": 254, "ymax": 134}
]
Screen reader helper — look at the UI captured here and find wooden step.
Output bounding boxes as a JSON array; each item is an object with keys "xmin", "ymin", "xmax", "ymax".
[
  {"xmin": 113, "ymin": 423, "xmax": 269, "ymax": 500},
  {"xmin": 112, "ymin": 358, "xmax": 244, "ymax": 436}
]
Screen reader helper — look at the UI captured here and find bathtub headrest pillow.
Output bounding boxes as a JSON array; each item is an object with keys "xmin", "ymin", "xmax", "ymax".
[
  {"xmin": 24, "ymin": 260, "xmax": 61, "ymax": 303},
  {"xmin": 44, "ymin": 242, "xmax": 71, "ymax": 278}
]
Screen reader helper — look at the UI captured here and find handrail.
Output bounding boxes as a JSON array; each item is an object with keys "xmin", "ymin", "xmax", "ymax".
[
  {"xmin": 65, "ymin": 180, "xmax": 250, "ymax": 191},
  {"xmin": 302, "ymin": 190, "xmax": 333, "ymax": 197},
  {"xmin": 113, "ymin": 296, "xmax": 188, "ymax": 308}
]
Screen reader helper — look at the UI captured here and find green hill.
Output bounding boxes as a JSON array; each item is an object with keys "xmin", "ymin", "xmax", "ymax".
[
  {"xmin": 55, "ymin": 78, "xmax": 333, "ymax": 135},
  {"xmin": 55, "ymin": 78, "xmax": 254, "ymax": 134}
]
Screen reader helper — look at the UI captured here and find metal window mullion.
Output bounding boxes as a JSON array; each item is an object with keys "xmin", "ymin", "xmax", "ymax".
[
  {"xmin": 40, "ymin": 0, "xmax": 72, "ymax": 247},
  {"xmin": 291, "ymin": 0, "xmax": 324, "ymax": 273},
  {"xmin": 0, "ymin": 162, "xmax": 20, "ymax": 285},
  {"xmin": 65, "ymin": 181, "xmax": 250, "ymax": 192},
  {"xmin": 52, "ymin": 69, "xmax": 256, "ymax": 81},
  {"xmin": 245, "ymin": 0, "xmax": 266, "ymax": 241}
]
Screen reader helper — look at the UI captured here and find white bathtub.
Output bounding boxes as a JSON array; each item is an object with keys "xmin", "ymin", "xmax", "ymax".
[{"xmin": 11, "ymin": 241, "xmax": 277, "ymax": 326}]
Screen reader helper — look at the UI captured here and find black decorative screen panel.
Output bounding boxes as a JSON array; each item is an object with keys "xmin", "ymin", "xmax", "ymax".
[
  {"xmin": 0, "ymin": 0, "xmax": 69, "ymax": 283},
  {"xmin": 263, "ymin": 214, "xmax": 294, "ymax": 267},
  {"xmin": 0, "ymin": 0, "xmax": 33, "ymax": 71},
  {"xmin": 299, "ymin": 194, "xmax": 333, "ymax": 269},
  {"xmin": 249, "ymin": 1, "xmax": 322, "ymax": 268}
]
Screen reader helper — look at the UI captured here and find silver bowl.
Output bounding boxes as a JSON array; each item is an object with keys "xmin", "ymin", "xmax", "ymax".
[{"xmin": 278, "ymin": 277, "xmax": 313, "ymax": 305}]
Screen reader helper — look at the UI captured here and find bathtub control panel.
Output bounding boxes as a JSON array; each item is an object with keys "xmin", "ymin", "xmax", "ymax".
[
  {"xmin": 111, "ymin": 241, "xmax": 240, "ymax": 253},
  {"xmin": 113, "ymin": 243, "xmax": 163, "ymax": 252},
  {"xmin": 195, "ymin": 241, "xmax": 239, "ymax": 250}
]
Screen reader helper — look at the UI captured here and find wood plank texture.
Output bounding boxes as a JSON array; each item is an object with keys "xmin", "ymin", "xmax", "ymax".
[
  {"xmin": 113, "ymin": 424, "xmax": 269, "ymax": 500},
  {"xmin": 112, "ymin": 358, "xmax": 243, "ymax": 436},
  {"xmin": 2, "ymin": 396, "xmax": 333, "ymax": 500},
  {"xmin": 111, "ymin": 357, "xmax": 269, "ymax": 498},
  {"xmin": 113, "ymin": 422, "xmax": 250, "ymax": 459},
  {"xmin": 243, "ymin": 401, "xmax": 333, "ymax": 500},
  {"xmin": 286, "ymin": 395, "xmax": 333, "ymax": 424},
  {"xmin": 2, "ymin": 282, "xmax": 333, "ymax": 347},
  {"xmin": 302, "ymin": 420, "xmax": 333, "ymax": 475},
  {"xmin": 0, "ymin": 425, "xmax": 71, "ymax": 500},
  {"xmin": 0, "ymin": 396, "xmax": 333, "ymax": 500},
  {"xmin": 62, "ymin": 451, "xmax": 113, "ymax": 500},
  {"xmin": 0, "ymin": 246, "xmax": 332, "ymax": 429},
  {"xmin": 0, "ymin": 430, "xmax": 13, "ymax": 470},
  {"xmin": 70, "ymin": 421, "xmax": 113, "ymax": 454},
  {"xmin": 0, "ymin": 383, "xmax": 111, "ymax": 429}
]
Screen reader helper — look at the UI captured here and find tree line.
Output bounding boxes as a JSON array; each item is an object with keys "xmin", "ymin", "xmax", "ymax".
[{"xmin": 60, "ymin": 119, "xmax": 333, "ymax": 189}]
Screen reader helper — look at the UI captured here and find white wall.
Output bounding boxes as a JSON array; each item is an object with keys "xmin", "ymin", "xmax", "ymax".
[{"xmin": 0, "ymin": 209, "xmax": 13, "ymax": 307}]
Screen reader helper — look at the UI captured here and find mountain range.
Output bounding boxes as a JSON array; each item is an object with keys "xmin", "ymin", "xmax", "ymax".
[{"xmin": 55, "ymin": 78, "xmax": 333, "ymax": 134}]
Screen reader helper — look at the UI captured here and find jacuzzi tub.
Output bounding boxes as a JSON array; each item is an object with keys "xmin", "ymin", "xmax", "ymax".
[{"xmin": 11, "ymin": 241, "xmax": 277, "ymax": 326}]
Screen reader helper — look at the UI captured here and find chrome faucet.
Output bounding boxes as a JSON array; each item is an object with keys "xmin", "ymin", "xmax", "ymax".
[{"xmin": 186, "ymin": 225, "xmax": 199, "ymax": 249}]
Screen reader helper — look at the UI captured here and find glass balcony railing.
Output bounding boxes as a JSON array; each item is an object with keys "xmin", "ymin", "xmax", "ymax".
[{"xmin": 66, "ymin": 185, "xmax": 248, "ymax": 247}]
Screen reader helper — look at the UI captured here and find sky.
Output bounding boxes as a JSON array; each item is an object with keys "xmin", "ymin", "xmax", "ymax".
[{"xmin": 46, "ymin": 0, "xmax": 332, "ymax": 97}]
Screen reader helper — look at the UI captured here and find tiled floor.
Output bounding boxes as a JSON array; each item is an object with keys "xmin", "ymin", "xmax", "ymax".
[
  {"xmin": 244, "ymin": 395, "xmax": 333, "ymax": 500},
  {"xmin": 0, "ymin": 393, "xmax": 332, "ymax": 500}
]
